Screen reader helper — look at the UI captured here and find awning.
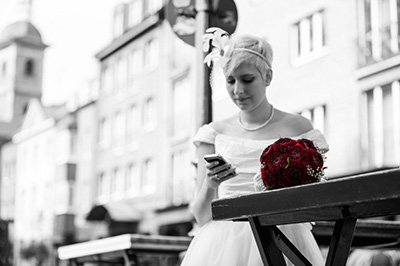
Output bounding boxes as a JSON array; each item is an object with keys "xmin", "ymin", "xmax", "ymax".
[{"xmin": 86, "ymin": 201, "xmax": 142, "ymax": 222}]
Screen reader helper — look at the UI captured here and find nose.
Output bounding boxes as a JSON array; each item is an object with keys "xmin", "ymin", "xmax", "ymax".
[{"xmin": 233, "ymin": 81, "xmax": 245, "ymax": 95}]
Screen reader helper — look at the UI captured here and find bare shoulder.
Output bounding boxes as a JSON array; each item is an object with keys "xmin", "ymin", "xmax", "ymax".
[
  {"xmin": 276, "ymin": 110, "xmax": 314, "ymax": 136},
  {"xmin": 209, "ymin": 115, "xmax": 237, "ymax": 134}
]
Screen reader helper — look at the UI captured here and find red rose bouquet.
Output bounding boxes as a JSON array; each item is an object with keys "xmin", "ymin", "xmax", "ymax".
[{"xmin": 259, "ymin": 138, "xmax": 326, "ymax": 190}]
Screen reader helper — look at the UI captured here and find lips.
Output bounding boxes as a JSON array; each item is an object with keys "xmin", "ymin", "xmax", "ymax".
[{"xmin": 235, "ymin": 97, "xmax": 249, "ymax": 102}]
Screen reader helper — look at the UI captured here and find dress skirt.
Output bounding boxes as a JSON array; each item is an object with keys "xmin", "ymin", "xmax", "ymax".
[{"xmin": 181, "ymin": 220, "xmax": 324, "ymax": 266}]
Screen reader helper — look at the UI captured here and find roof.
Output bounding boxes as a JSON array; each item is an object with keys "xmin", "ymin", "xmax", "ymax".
[
  {"xmin": 0, "ymin": 21, "xmax": 47, "ymax": 48},
  {"xmin": 95, "ymin": 13, "xmax": 161, "ymax": 60}
]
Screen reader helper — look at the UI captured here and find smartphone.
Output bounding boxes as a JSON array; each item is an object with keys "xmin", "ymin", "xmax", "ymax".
[{"xmin": 204, "ymin": 154, "xmax": 228, "ymax": 166}]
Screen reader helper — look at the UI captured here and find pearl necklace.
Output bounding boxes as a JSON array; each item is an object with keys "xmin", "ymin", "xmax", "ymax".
[{"xmin": 238, "ymin": 106, "xmax": 274, "ymax": 131}]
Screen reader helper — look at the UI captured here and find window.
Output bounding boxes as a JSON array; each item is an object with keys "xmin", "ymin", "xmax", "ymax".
[
  {"xmin": 127, "ymin": 104, "xmax": 140, "ymax": 147},
  {"xmin": 129, "ymin": 0, "xmax": 143, "ymax": 27},
  {"xmin": 1, "ymin": 62, "xmax": 6, "ymax": 78},
  {"xmin": 144, "ymin": 39, "xmax": 159, "ymax": 71},
  {"xmin": 81, "ymin": 129, "xmax": 92, "ymax": 161},
  {"xmin": 57, "ymin": 130, "xmax": 72, "ymax": 164},
  {"xmin": 24, "ymin": 59, "xmax": 35, "ymax": 77},
  {"xmin": 102, "ymin": 64, "xmax": 113, "ymax": 93},
  {"xmin": 126, "ymin": 163, "xmax": 140, "ymax": 196},
  {"xmin": 99, "ymin": 117, "xmax": 111, "ymax": 149},
  {"xmin": 113, "ymin": 4, "xmax": 126, "ymax": 38},
  {"xmin": 115, "ymin": 57, "xmax": 128, "ymax": 93},
  {"xmin": 98, "ymin": 172, "xmax": 110, "ymax": 202},
  {"xmin": 113, "ymin": 110, "xmax": 126, "ymax": 147},
  {"xmin": 172, "ymin": 77, "xmax": 191, "ymax": 138},
  {"xmin": 145, "ymin": 0, "xmax": 162, "ymax": 16},
  {"xmin": 300, "ymin": 105, "xmax": 326, "ymax": 133},
  {"xmin": 362, "ymin": 81, "xmax": 400, "ymax": 168},
  {"xmin": 143, "ymin": 97, "xmax": 157, "ymax": 130},
  {"xmin": 129, "ymin": 49, "xmax": 142, "ymax": 89},
  {"xmin": 291, "ymin": 10, "xmax": 326, "ymax": 64},
  {"xmin": 111, "ymin": 168, "xmax": 125, "ymax": 199},
  {"xmin": 142, "ymin": 158, "xmax": 156, "ymax": 193},
  {"xmin": 0, "ymin": 92, "xmax": 13, "ymax": 122},
  {"xmin": 358, "ymin": 0, "xmax": 400, "ymax": 66},
  {"xmin": 171, "ymin": 150, "xmax": 194, "ymax": 206}
]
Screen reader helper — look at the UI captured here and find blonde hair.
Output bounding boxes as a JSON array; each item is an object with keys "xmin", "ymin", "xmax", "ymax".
[{"xmin": 223, "ymin": 35, "xmax": 273, "ymax": 80}]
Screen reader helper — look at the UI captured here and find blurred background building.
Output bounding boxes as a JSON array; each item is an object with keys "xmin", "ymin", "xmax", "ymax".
[{"xmin": 0, "ymin": 0, "xmax": 399, "ymax": 265}]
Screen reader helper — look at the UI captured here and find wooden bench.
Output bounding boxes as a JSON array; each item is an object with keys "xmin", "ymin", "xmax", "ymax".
[
  {"xmin": 212, "ymin": 168, "xmax": 400, "ymax": 266},
  {"xmin": 57, "ymin": 234, "xmax": 192, "ymax": 266},
  {"xmin": 313, "ymin": 219, "xmax": 400, "ymax": 249}
]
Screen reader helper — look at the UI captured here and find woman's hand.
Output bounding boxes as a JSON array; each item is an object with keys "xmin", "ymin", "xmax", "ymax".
[{"xmin": 205, "ymin": 161, "xmax": 237, "ymax": 188}]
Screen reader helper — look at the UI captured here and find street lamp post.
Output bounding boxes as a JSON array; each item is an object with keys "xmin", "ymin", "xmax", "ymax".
[
  {"xmin": 194, "ymin": 0, "xmax": 212, "ymax": 127},
  {"xmin": 169, "ymin": 0, "xmax": 237, "ymax": 127}
]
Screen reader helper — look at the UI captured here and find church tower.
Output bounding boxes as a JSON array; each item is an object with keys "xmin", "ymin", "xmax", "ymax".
[{"xmin": 0, "ymin": 0, "xmax": 47, "ymax": 141}]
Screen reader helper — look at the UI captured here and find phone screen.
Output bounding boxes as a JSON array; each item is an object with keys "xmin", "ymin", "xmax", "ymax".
[{"xmin": 204, "ymin": 154, "xmax": 227, "ymax": 166}]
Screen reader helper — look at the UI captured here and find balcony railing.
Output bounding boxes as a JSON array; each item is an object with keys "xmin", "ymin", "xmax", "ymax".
[{"xmin": 358, "ymin": 24, "xmax": 400, "ymax": 68}]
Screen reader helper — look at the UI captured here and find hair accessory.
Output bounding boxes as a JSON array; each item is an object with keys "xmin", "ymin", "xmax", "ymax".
[
  {"xmin": 202, "ymin": 27, "xmax": 230, "ymax": 67},
  {"xmin": 233, "ymin": 48, "xmax": 271, "ymax": 69},
  {"xmin": 202, "ymin": 27, "xmax": 271, "ymax": 69}
]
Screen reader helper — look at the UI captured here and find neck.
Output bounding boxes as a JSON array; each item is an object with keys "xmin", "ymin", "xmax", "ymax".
[
  {"xmin": 238, "ymin": 103, "xmax": 274, "ymax": 131},
  {"xmin": 240, "ymin": 102, "xmax": 272, "ymax": 124}
]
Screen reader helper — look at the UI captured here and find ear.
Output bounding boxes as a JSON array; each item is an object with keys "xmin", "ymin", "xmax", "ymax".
[{"xmin": 265, "ymin": 69, "xmax": 273, "ymax": 86}]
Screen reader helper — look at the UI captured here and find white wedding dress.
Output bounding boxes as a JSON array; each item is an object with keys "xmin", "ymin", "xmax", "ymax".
[{"xmin": 181, "ymin": 124, "xmax": 329, "ymax": 266}]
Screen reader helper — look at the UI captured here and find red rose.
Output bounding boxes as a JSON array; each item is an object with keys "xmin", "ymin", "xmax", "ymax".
[{"xmin": 260, "ymin": 138, "xmax": 325, "ymax": 190}]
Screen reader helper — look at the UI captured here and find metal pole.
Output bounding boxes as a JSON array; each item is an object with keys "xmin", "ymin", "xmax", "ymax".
[{"xmin": 195, "ymin": 0, "xmax": 212, "ymax": 127}]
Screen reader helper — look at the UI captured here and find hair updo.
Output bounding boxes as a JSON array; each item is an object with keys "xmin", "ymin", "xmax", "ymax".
[{"xmin": 222, "ymin": 35, "xmax": 273, "ymax": 81}]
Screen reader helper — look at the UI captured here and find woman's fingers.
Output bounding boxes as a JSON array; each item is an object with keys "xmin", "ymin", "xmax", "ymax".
[
  {"xmin": 207, "ymin": 162, "xmax": 231, "ymax": 173},
  {"xmin": 209, "ymin": 168, "xmax": 237, "ymax": 182}
]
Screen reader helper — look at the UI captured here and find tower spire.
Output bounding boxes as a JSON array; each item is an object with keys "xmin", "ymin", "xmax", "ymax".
[{"xmin": 11, "ymin": 0, "xmax": 33, "ymax": 23}]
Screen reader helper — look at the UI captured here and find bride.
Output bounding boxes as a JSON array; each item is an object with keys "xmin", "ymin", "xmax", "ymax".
[{"xmin": 180, "ymin": 28, "xmax": 329, "ymax": 266}]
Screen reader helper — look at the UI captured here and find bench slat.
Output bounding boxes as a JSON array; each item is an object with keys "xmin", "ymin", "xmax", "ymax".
[{"xmin": 212, "ymin": 169, "xmax": 400, "ymax": 223}]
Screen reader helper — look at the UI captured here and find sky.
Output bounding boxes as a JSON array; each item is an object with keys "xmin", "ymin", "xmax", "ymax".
[{"xmin": 0, "ymin": 0, "xmax": 126, "ymax": 106}]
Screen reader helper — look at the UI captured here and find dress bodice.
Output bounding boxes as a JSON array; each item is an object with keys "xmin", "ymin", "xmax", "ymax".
[{"xmin": 193, "ymin": 124, "xmax": 329, "ymax": 198}]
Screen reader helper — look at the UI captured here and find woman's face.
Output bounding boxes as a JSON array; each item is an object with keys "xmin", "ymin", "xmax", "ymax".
[{"xmin": 225, "ymin": 63, "xmax": 267, "ymax": 111}]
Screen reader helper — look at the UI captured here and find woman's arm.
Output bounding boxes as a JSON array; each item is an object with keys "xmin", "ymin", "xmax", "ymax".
[{"xmin": 191, "ymin": 143, "xmax": 218, "ymax": 226}]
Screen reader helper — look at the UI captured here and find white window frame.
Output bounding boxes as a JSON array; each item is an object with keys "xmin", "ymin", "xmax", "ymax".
[
  {"xmin": 362, "ymin": 81, "xmax": 400, "ymax": 169},
  {"xmin": 98, "ymin": 172, "xmax": 110, "ymax": 203},
  {"xmin": 116, "ymin": 57, "xmax": 128, "ymax": 94},
  {"xmin": 171, "ymin": 149, "xmax": 193, "ymax": 206},
  {"xmin": 127, "ymin": 104, "xmax": 140, "ymax": 150},
  {"xmin": 143, "ymin": 97, "xmax": 157, "ymax": 131},
  {"xmin": 129, "ymin": 0, "xmax": 143, "ymax": 27},
  {"xmin": 99, "ymin": 117, "xmax": 111, "ymax": 149},
  {"xmin": 300, "ymin": 104, "xmax": 326, "ymax": 133},
  {"xmin": 360, "ymin": 0, "xmax": 399, "ymax": 61},
  {"xmin": 142, "ymin": 158, "xmax": 156, "ymax": 194},
  {"xmin": 145, "ymin": 0, "xmax": 162, "ymax": 16},
  {"xmin": 102, "ymin": 64, "xmax": 113, "ymax": 94},
  {"xmin": 144, "ymin": 39, "xmax": 159, "ymax": 71},
  {"xmin": 113, "ymin": 4, "xmax": 125, "ymax": 38},
  {"xmin": 126, "ymin": 163, "xmax": 141, "ymax": 196},
  {"xmin": 291, "ymin": 10, "xmax": 327, "ymax": 66},
  {"xmin": 111, "ymin": 167, "xmax": 125, "ymax": 199},
  {"xmin": 129, "ymin": 48, "xmax": 142, "ymax": 90},
  {"xmin": 172, "ymin": 77, "xmax": 191, "ymax": 138}
]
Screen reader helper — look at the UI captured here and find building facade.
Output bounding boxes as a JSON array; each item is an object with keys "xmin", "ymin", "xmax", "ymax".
[
  {"xmin": 1, "ymin": 0, "xmax": 400, "ymax": 264},
  {"xmin": 213, "ymin": 0, "xmax": 400, "ymax": 178},
  {"xmin": 83, "ymin": 0, "xmax": 197, "ymax": 239}
]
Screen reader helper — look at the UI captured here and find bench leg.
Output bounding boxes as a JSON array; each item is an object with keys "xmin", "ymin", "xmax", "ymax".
[
  {"xmin": 325, "ymin": 217, "xmax": 357, "ymax": 266},
  {"xmin": 249, "ymin": 217, "xmax": 285, "ymax": 265},
  {"xmin": 269, "ymin": 226, "xmax": 313, "ymax": 266}
]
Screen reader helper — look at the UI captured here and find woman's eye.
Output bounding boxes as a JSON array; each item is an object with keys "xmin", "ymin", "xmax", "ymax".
[
  {"xmin": 226, "ymin": 79, "xmax": 235, "ymax": 84},
  {"xmin": 243, "ymin": 78, "xmax": 254, "ymax": 83}
]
